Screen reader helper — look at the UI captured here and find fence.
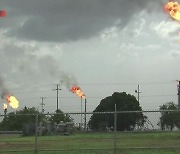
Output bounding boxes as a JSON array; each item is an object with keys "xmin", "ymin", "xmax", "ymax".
[{"xmin": 0, "ymin": 110, "xmax": 180, "ymax": 154}]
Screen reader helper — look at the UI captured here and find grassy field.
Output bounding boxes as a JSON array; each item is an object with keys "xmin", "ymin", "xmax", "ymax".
[{"xmin": 0, "ymin": 131, "xmax": 180, "ymax": 153}]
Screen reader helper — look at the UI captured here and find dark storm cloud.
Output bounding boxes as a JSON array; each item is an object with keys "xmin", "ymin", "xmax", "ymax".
[{"xmin": 1, "ymin": 0, "xmax": 163, "ymax": 42}]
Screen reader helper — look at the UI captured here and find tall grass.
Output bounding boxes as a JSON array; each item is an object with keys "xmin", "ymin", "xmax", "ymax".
[{"xmin": 0, "ymin": 131, "xmax": 180, "ymax": 153}]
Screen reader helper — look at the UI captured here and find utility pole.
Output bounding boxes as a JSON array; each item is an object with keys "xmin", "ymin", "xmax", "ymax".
[
  {"xmin": 135, "ymin": 84, "xmax": 141, "ymax": 103},
  {"xmin": 40, "ymin": 97, "xmax": 46, "ymax": 113},
  {"xmin": 81, "ymin": 96, "xmax": 82, "ymax": 128},
  {"xmin": 53, "ymin": 84, "xmax": 62, "ymax": 111},
  {"xmin": 84, "ymin": 98, "xmax": 87, "ymax": 131},
  {"xmin": 177, "ymin": 81, "xmax": 180, "ymax": 109}
]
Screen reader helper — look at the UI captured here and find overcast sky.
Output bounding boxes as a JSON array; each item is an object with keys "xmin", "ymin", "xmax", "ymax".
[{"xmin": 0, "ymin": 0, "xmax": 180, "ymax": 114}]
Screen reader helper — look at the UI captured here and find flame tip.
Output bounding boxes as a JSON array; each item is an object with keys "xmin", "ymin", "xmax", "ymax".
[
  {"xmin": 5, "ymin": 95, "xmax": 19, "ymax": 109},
  {"xmin": 164, "ymin": 1, "xmax": 180, "ymax": 21},
  {"xmin": 70, "ymin": 85, "xmax": 86, "ymax": 98}
]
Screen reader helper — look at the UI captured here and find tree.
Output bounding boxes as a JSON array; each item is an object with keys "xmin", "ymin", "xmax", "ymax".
[
  {"xmin": 0, "ymin": 106, "xmax": 42, "ymax": 131},
  {"xmin": 0, "ymin": 107, "xmax": 73, "ymax": 131},
  {"xmin": 88, "ymin": 92, "xmax": 146, "ymax": 131},
  {"xmin": 49, "ymin": 109, "xmax": 73, "ymax": 124},
  {"xmin": 159, "ymin": 102, "xmax": 180, "ymax": 131}
]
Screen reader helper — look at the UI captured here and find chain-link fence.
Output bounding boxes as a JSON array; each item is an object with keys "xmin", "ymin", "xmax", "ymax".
[{"xmin": 1, "ymin": 110, "xmax": 180, "ymax": 154}]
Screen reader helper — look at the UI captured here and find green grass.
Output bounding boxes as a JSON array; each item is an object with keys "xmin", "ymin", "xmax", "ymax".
[{"xmin": 0, "ymin": 131, "xmax": 180, "ymax": 153}]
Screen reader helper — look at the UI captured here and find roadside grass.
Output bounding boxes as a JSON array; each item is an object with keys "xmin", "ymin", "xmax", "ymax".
[{"xmin": 0, "ymin": 131, "xmax": 180, "ymax": 153}]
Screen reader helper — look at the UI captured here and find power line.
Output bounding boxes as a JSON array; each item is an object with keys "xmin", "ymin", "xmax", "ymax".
[
  {"xmin": 78, "ymin": 81, "xmax": 175, "ymax": 86},
  {"xmin": 12, "ymin": 90, "xmax": 53, "ymax": 94},
  {"xmin": 19, "ymin": 94, "xmax": 177, "ymax": 101},
  {"xmin": 9, "ymin": 81, "xmax": 176, "ymax": 93}
]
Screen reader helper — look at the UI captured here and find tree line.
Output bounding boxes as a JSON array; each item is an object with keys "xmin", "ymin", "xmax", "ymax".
[
  {"xmin": 0, "ymin": 107, "xmax": 72, "ymax": 131},
  {"xmin": 0, "ymin": 92, "xmax": 180, "ymax": 131}
]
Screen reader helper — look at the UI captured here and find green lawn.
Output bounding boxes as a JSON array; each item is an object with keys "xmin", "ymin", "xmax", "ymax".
[{"xmin": 0, "ymin": 131, "xmax": 180, "ymax": 153}]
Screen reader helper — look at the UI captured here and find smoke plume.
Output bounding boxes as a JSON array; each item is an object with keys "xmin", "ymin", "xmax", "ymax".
[
  {"xmin": 0, "ymin": 40, "xmax": 78, "ymax": 92},
  {"xmin": 60, "ymin": 73, "xmax": 78, "ymax": 89},
  {"xmin": 0, "ymin": 75, "xmax": 9, "ymax": 99}
]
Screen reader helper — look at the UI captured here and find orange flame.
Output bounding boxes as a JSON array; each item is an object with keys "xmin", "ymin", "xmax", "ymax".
[
  {"xmin": 70, "ymin": 86, "xmax": 86, "ymax": 98},
  {"xmin": 2, "ymin": 103, "xmax": 7, "ymax": 110},
  {"xmin": 0, "ymin": 10, "xmax": 6, "ymax": 17},
  {"xmin": 164, "ymin": 1, "xmax": 180, "ymax": 21},
  {"xmin": 6, "ymin": 95, "xmax": 19, "ymax": 109}
]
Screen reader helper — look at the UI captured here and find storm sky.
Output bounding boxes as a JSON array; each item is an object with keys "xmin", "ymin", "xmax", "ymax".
[{"xmin": 0, "ymin": 0, "xmax": 180, "ymax": 113}]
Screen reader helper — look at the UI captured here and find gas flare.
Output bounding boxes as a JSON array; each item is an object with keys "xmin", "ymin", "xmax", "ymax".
[
  {"xmin": 70, "ymin": 86, "xmax": 86, "ymax": 98},
  {"xmin": 2, "ymin": 103, "xmax": 7, "ymax": 110},
  {"xmin": 164, "ymin": 1, "xmax": 180, "ymax": 21},
  {"xmin": 6, "ymin": 95, "xmax": 19, "ymax": 109},
  {"xmin": 0, "ymin": 10, "xmax": 6, "ymax": 17}
]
